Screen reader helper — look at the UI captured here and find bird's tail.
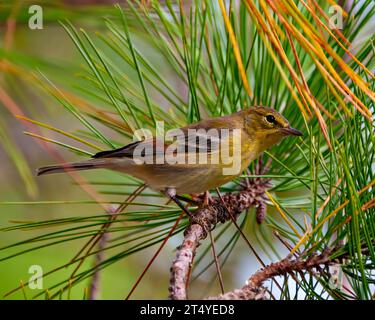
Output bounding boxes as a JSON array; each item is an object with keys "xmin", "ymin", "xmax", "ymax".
[{"xmin": 36, "ymin": 159, "xmax": 111, "ymax": 176}]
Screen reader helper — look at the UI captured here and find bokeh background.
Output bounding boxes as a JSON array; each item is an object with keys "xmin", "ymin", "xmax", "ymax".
[
  {"xmin": 0, "ymin": 0, "xmax": 373, "ymax": 300},
  {"xmin": 0, "ymin": 0, "xmax": 268, "ymax": 299}
]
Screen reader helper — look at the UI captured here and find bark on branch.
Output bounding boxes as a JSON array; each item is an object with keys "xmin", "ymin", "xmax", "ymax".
[
  {"xmin": 169, "ymin": 175, "xmax": 271, "ymax": 300},
  {"xmin": 168, "ymin": 160, "xmax": 346, "ymax": 300},
  {"xmin": 207, "ymin": 248, "xmax": 335, "ymax": 300}
]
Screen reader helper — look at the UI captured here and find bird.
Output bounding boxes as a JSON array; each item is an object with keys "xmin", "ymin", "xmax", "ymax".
[{"xmin": 37, "ymin": 106, "xmax": 302, "ymax": 216}]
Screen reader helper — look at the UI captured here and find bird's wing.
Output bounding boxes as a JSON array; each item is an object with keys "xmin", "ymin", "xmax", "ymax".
[
  {"xmin": 167, "ymin": 127, "xmax": 231, "ymax": 154},
  {"xmin": 91, "ymin": 128, "xmax": 235, "ymax": 160},
  {"xmin": 92, "ymin": 140, "xmax": 143, "ymax": 158}
]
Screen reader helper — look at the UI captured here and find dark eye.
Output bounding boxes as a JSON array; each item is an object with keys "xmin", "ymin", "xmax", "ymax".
[{"xmin": 266, "ymin": 115, "xmax": 276, "ymax": 124}]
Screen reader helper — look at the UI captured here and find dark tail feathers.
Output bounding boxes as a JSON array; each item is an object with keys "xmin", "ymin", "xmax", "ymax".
[{"xmin": 37, "ymin": 160, "xmax": 106, "ymax": 176}]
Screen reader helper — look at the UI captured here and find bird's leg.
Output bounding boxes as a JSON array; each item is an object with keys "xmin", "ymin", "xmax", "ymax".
[
  {"xmin": 165, "ymin": 188, "xmax": 209, "ymax": 236},
  {"xmin": 164, "ymin": 188, "xmax": 194, "ymax": 220},
  {"xmin": 190, "ymin": 193, "xmax": 202, "ymax": 203},
  {"xmin": 203, "ymin": 190, "xmax": 214, "ymax": 206},
  {"xmin": 175, "ymin": 195, "xmax": 200, "ymax": 206},
  {"xmin": 189, "ymin": 191, "xmax": 214, "ymax": 206}
]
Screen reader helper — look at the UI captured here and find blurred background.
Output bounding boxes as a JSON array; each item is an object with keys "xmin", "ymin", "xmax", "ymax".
[
  {"xmin": 0, "ymin": 0, "xmax": 265, "ymax": 299},
  {"xmin": 0, "ymin": 0, "xmax": 373, "ymax": 300}
]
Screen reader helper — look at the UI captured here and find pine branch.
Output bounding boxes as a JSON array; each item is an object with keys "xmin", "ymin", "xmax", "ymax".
[
  {"xmin": 88, "ymin": 232, "xmax": 109, "ymax": 300},
  {"xmin": 207, "ymin": 248, "xmax": 336, "ymax": 300},
  {"xmin": 169, "ymin": 174, "xmax": 272, "ymax": 300}
]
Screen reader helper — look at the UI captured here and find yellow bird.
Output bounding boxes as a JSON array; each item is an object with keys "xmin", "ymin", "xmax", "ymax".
[{"xmin": 37, "ymin": 106, "xmax": 302, "ymax": 213}]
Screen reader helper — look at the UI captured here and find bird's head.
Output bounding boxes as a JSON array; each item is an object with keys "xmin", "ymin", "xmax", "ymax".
[{"xmin": 243, "ymin": 106, "xmax": 302, "ymax": 152}]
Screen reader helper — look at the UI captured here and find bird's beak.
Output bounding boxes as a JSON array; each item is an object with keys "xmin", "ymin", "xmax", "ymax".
[{"xmin": 280, "ymin": 126, "xmax": 303, "ymax": 136}]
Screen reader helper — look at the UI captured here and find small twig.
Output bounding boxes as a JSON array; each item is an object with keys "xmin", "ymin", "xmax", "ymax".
[
  {"xmin": 74, "ymin": 185, "xmax": 147, "ymax": 299},
  {"xmin": 208, "ymin": 230, "xmax": 225, "ymax": 294},
  {"xmin": 215, "ymin": 188, "xmax": 266, "ymax": 268},
  {"xmin": 207, "ymin": 248, "xmax": 335, "ymax": 300},
  {"xmin": 273, "ymin": 231, "xmax": 300, "ymax": 258},
  {"xmin": 125, "ymin": 212, "xmax": 184, "ymax": 300},
  {"xmin": 88, "ymin": 232, "xmax": 109, "ymax": 300},
  {"xmin": 169, "ymin": 175, "xmax": 271, "ymax": 300},
  {"xmin": 72, "ymin": 184, "xmax": 146, "ymax": 265}
]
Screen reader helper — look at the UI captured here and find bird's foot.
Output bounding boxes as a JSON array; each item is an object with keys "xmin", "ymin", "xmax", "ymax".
[
  {"xmin": 190, "ymin": 191, "xmax": 214, "ymax": 207},
  {"xmin": 165, "ymin": 188, "xmax": 211, "ymax": 236}
]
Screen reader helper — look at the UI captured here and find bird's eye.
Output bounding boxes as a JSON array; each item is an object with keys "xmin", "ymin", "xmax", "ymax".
[{"xmin": 266, "ymin": 115, "xmax": 276, "ymax": 124}]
